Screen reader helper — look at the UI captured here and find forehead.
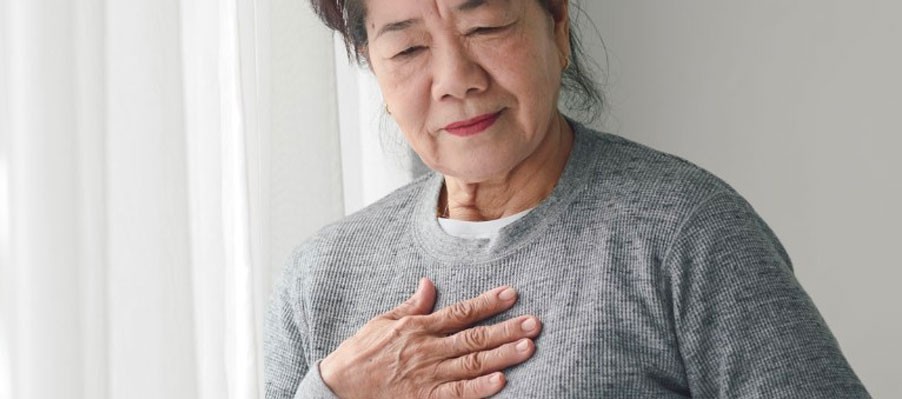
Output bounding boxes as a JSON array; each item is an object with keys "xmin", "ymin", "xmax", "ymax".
[
  {"xmin": 365, "ymin": 0, "xmax": 515, "ymax": 32},
  {"xmin": 366, "ymin": 0, "xmax": 510, "ymax": 14}
]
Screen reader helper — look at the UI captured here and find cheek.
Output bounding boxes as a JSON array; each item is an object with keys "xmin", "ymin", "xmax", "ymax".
[
  {"xmin": 377, "ymin": 66, "xmax": 431, "ymax": 124},
  {"xmin": 487, "ymin": 24, "xmax": 558, "ymax": 85},
  {"xmin": 374, "ymin": 68, "xmax": 440, "ymax": 160},
  {"xmin": 480, "ymin": 36, "xmax": 561, "ymax": 123}
]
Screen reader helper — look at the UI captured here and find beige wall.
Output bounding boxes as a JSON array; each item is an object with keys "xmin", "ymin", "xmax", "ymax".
[{"xmin": 579, "ymin": 1, "xmax": 901, "ymax": 397}]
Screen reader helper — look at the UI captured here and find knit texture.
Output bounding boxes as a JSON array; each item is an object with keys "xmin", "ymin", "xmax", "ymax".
[{"xmin": 264, "ymin": 122, "xmax": 870, "ymax": 398}]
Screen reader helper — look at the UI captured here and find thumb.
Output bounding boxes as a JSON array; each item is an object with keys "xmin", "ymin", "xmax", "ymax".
[{"xmin": 384, "ymin": 277, "xmax": 436, "ymax": 319}]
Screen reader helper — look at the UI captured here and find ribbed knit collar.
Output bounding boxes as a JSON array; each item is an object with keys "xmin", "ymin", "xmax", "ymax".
[{"xmin": 412, "ymin": 119, "xmax": 599, "ymax": 264}]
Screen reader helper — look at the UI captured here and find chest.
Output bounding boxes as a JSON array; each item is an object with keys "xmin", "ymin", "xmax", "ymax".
[{"xmin": 301, "ymin": 242, "xmax": 689, "ymax": 397}]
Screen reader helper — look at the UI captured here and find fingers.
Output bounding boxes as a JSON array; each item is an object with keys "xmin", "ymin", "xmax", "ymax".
[
  {"xmin": 425, "ymin": 286, "xmax": 519, "ymax": 333},
  {"xmin": 435, "ymin": 338, "xmax": 535, "ymax": 381},
  {"xmin": 430, "ymin": 372, "xmax": 506, "ymax": 399},
  {"xmin": 383, "ymin": 278, "xmax": 437, "ymax": 320},
  {"xmin": 443, "ymin": 315, "xmax": 542, "ymax": 357}
]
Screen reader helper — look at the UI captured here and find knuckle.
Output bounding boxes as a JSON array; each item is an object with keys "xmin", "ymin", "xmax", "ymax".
[
  {"xmin": 387, "ymin": 325, "xmax": 405, "ymax": 340},
  {"xmin": 501, "ymin": 319, "xmax": 517, "ymax": 338},
  {"xmin": 459, "ymin": 327, "xmax": 489, "ymax": 350},
  {"xmin": 460, "ymin": 352, "xmax": 484, "ymax": 374},
  {"xmin": 447, "ymin": 302, "xmax": 476, "ymax": 322},
  {"xmin": 402, "ymin": 294, "xmax": 420, "ymax": 309},
  {"xmin": 385, "ymin": 317, "xmax": 420, "ymax": 341},
  {"xmin": 399, "ymin": 298, "xmax": 417, "ymax": 311},
  {"xmin": 381, "ymin": 309, "xmax": 402, "ymax": 321},
  {"xmin": 377, "ymin": 311, "xmax": 400, "ymax": 323},
  {"xmin": 382, "ymin": 296, "xmax": 420, "ymax": 320},
  {"xmin": 449, "ymin": 381, "xmax": 466, "ymax": 398},
  {"xmin": 479, "ymin": 292, "xmax": 496, "ymax": 308},
  {"xmin": 491, "ymin": 346, "xmax": 508, "ymax": 362}
]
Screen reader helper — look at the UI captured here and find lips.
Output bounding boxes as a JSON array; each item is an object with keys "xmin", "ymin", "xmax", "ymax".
[{"xmin": 444, "ymin": 110, "xmax": 503, "ymax": 137}]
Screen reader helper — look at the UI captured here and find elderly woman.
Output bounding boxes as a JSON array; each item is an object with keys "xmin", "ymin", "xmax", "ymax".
[{"xmin": 265, "ymin": 0, "xmax": 870, "ymax": 398}]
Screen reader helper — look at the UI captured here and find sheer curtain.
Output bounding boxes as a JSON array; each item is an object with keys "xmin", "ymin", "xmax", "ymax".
[{"xmin": 0, "ymin": 0, "xmax": 345, "ymax": 398}]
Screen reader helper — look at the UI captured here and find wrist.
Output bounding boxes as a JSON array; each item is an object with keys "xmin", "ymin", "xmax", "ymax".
[{"xmin": 319, "ymin": 356, "xmax": 344, "ymax": 396}]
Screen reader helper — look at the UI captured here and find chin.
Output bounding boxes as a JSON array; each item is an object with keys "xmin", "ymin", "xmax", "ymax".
[
  {"xmin": 424, "ymin": 147, "xmax": 524, "ymax": 182},
  {"xmin": 437, "ymin": 162, "xmax": 516, "ymax": 183}
]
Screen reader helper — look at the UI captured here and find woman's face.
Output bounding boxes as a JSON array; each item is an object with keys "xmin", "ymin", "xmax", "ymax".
[{"xmin": 364, "ymin": 0, "xmax": 570, "ymax": 182}]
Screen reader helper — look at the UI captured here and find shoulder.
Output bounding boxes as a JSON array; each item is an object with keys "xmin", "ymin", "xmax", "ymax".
[
  {"xmin": 569, "ymin": 124, "xmax": 744, "ymax": 229},
  {"xmin": 321, "ymin": 171, "xmax": 434, "ymax": 241},
  {"xmin": 574, "ymin": 127, "xmax": 791, "ymax": 269},
  {"xmin": 281, "ymin": 171, "xmax": 436, "ymax": 276},
  {"xmin": 566, "ymin": 124, "xmax": 783, "ymax": 263},
  {"xmin": 579, "ymin": 126, "xmax": 738, "ymax": 204}
]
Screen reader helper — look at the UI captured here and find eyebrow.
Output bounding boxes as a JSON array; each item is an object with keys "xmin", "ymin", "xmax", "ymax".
[
  {"xmin": 374, "ymin": 19, "xmax": 417, "ymax": 40},
  {"xmin": 457, "ymin": 0, "xmax": 489, "ymax": 12},
  {"xmin": 373, "ymin": 0, "xmax": 496, "ymax": 40}
]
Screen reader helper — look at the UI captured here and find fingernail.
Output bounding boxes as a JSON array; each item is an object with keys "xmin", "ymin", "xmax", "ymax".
[
  {"xmin": 516, "ymin": 339, "xmax": 530, "ymax": 352},
  {"xmin": 498, "ymin": 287, "xmax": 516, "ymax": 301},
  {"xmin": 521, "ymin": 318, "xmax": 537, "ymax": 332},
  {"xmin": 489, "ymin": 373, "xmax": 502, "ymax": 385}
]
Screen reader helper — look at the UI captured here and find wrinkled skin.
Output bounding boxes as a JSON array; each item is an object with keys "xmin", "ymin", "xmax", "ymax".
[{"xmin": 320, "ymin": 279, "xmax": 542, "ymax": 398}]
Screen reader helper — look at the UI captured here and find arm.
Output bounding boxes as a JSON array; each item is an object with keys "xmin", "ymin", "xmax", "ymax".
[
  {"xmin": 264, "ymin": 245, "xmax": 338, "ymax": 399},
  {"xmin": 264, "ymin": 245, "xmax": 541, "ymax": 399},
  {"xmin": 664, "ymin": 191, "xmax": 870, "ymax": 398}
]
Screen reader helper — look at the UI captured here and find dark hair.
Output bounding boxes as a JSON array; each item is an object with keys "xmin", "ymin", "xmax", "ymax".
[{"xmin": 308, "ymin": 0, "xmax": 605, "ymax": 122}]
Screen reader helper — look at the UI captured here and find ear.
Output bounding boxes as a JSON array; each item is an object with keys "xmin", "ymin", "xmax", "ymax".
[{"xmin": 548, "ymin": 0, "xmax": 571, "ymax": 65}]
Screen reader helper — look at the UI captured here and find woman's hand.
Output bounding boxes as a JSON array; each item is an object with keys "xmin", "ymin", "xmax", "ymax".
[{"xmin": 319, "ymin": 278, "xmax": 542, "ymax": 399}]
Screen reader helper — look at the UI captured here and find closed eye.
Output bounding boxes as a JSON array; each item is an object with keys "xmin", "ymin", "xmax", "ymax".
[
  {"xmin": 394, "ymin": 46, "xmax": 425, "ymax": 59},
  {"xmin": 466, "ymin": 22, "xmax": 514, "ymax": 36}
]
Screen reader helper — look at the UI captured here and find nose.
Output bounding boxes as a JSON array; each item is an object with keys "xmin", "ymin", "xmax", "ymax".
[{"xmin": 430, "ymin": 41, "xmax": 489, "ymax": 102}]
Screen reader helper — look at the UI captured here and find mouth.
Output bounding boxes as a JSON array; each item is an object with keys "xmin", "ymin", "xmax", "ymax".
[{"xmin": 443, "ymin": 110, "xmax": 503, "ymax": 137}]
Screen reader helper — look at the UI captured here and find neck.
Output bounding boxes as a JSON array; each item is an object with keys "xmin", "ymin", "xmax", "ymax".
[{"xmin": 439, "ymin": 114, "xmax": 574, "ymax": 221}]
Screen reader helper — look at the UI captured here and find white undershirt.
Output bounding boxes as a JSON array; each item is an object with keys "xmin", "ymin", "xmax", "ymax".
[{"xmin": 437, "ymin": 208, "xmax": 534, "ymax": 240}]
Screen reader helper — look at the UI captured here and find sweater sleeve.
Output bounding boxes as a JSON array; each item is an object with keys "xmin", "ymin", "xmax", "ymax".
[
  {"xmin": 664, "ymin": 191, "xmax": 870, "ymax": 398},
  {"xmin": 264, "ymin": 245, "xmax": 340, "ymax": 399}
]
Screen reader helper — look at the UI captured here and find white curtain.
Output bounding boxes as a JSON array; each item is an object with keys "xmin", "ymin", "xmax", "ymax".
[
  {"xmin": 0, "ymin": 0, "xmax": 347, "ymax": 398},
  {"xmin": 332, "ymin": 36, "xmax": 419, "ymax": 215}
]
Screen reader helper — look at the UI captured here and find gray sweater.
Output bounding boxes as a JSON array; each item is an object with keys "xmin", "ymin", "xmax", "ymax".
[{"xmin": 265, "ymin": 122, "xmax": 870, "ymax": 398}]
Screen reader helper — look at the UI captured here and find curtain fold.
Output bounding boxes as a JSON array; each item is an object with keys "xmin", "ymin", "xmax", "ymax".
[
  {"xmin": 219, "ymin": 0, "xmax": 261, "ymax": 396},
  {"xmin": 105, "ymin": 0, "xmax": 197, "ymax": 396},
  {"xmin": 175, "ymin": 0, "xmax": 264, "ymax": 397},
  {"xmin": 0, "ymin": 0, "xmax": 341, "ymax": 398},
  {"xmin": 1, "ymin": 1, "xmax": 85, "ymax": 398},
  {"xmin": 181, "ymin": 0, "xmax": 228, "ymax": 397}
]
